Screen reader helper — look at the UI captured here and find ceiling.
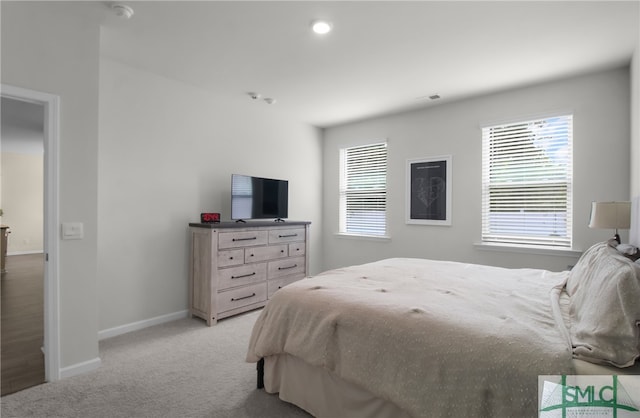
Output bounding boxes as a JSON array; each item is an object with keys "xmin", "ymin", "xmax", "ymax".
[
  {"xmin": 6, "ymin": 1, "xmax": 639, "ymax": 131},
  {"xmin": 98, "ymin": 1, "xmax": 639, "ymax": 128}
]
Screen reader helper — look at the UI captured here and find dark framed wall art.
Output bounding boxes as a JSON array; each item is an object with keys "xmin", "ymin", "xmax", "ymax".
[{"xmin": 406, "ymin": 155, "xmax": 452, "ymax": 226}]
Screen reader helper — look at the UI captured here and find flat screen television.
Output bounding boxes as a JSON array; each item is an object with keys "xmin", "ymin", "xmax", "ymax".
[{"xmin": 231, "ymin": 174, "xmax": 288, "ymax": 221}]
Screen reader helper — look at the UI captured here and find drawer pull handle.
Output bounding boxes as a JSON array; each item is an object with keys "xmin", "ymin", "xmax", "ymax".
[
  {"xmin": 233, "ymin": 237, "xmax": 257, "ymax": 242},
  {"xmin": 278, "ymin": 264, "xmax": 297, "ymax": 270},
  {"xmin": 279, "ymin": 234, "xmax": 298, "ymax": 238},
  {"xmin": 232, "ymin": 272, "xmax": 256, "ymax": 279},
  {"xmin": 231, "ymin": 293, "xmax": 256, "ymax": 302}
]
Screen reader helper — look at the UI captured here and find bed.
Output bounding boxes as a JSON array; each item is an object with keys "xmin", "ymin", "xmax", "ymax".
[{"xmin": 246, "ymin": 239, "xmax": 640, "ymax": 417}]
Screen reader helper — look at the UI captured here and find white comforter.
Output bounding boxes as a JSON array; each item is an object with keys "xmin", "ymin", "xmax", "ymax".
[{"xmin": 246, "ymin": 258, "xmax": 575, "ymax": 418}]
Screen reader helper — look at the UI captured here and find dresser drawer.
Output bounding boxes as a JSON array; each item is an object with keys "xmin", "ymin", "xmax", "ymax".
[
  {"xmin": 288, "ymin": 242, "xmax": 306, "ymax": 257},
  {"xmin": 269, "ymin": 228, "xmax": 305, "ymax": 244},
  {"xmin": 268, "ymin": 276, "xmax": 301, "ymax": 298},
  {"xmin": 218, "ymin": 263, "xmax": 267, "ymax": 289},
  {"xmin": 219, "ymin": 230, "xmax": 268, "ymax": 249},
  {"xmin": 268, "ymin": 256, "xmax": 306, "ymax": 279},
  {"xmin": 217, "ymin": 249, "xmax": 244, "ymax": 267},
  {"xmin": 245, "ymin": 244, "xmax": 288, "ymax": 263},
  {"xmin": 217, "ymin": 282, "xmax": 267, "ymax": 313}
]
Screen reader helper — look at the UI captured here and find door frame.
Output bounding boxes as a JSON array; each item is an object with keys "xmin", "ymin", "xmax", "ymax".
[{"xmin": 1, "ymin": 83, "xmax": 61, "ymax": 382}]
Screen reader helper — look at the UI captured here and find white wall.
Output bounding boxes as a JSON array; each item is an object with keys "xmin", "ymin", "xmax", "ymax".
[
  {"xmin": 1, "ymin": 152, "xmax": 43, "ymax": 253},
  {"xmin": 631, "ymin": 46, "xmax": 639, "ymax": 199},
  {"xmin": 1, "ymin": 1, "xmax": 101, "ymax": 369},
  {"xmin": 323, "ymin": 67, "xmax": 631, "ymax": 272},
  {"xmin": 631, "ymin": 46, "xmax": 639, "ymax": 247},
  {"xmin": 97, "ymin": 58, "xmax": 323, "ymax": 332}
]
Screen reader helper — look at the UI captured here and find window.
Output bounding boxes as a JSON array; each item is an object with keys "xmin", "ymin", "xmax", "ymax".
[
  {"xmin": 339, "ymin": 142, "xmax": 387, "ymax": 237},
  {"xmin": 481, "ymin": 115, "xmax": 573, "ymax": 248}
]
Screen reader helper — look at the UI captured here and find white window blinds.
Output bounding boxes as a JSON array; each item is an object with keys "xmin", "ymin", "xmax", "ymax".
[
  {"xmin": 340, "ymin": 142, "xmax": 387, "ymax": 237},
  {"xmin": 481, "ymin": 115, "xmax": 573, "ymax": 248}
]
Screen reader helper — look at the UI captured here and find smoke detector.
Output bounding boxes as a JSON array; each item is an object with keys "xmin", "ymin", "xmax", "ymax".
[{"xmin": 112, "ymin": 4, "xmax": 134, "ymax": 19}]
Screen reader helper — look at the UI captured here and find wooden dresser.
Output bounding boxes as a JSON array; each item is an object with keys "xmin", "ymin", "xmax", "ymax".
[{"xmin": 188, "ymin": 221, "xmax": 310, "ymax": 326}]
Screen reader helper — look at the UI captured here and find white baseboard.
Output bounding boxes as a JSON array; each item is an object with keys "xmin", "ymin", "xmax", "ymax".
[
  {"xmin": 7, "ymin": 250, "xmax": 44, "ymax": 256},
  {"xmin": 58, "ymin": 311, "xmax": 188, "ymax": 380},
  {"xmin": 98, "ymin": 310, "xmax": 189, "ymax": 341},
  {"xmin": 59, "ymin": 357, "xmax": 101, "ymax": 379}
]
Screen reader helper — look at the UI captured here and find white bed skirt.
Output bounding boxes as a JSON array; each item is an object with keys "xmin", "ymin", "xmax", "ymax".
[
  {"xmin": 264, "ymin": 354, "xmax": 411, "ymax": 418},
  {"xmin": 263, "ymin": 354, "xmax": 639, "ymax": 418}
]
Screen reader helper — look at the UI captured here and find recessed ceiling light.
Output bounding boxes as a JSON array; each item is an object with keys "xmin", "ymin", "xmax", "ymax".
[{"xmin": 311, "ymin": 20, "xmax": 332, "ymax": 35}]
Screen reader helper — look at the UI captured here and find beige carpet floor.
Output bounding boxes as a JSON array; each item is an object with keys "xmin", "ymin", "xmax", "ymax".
[{"xmin": 1, "ymin": 309, "xmax": 310, "ymax": 418}]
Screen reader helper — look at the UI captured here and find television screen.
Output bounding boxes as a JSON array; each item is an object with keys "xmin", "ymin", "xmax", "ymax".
[{"xmin": 231, "ymin": 174, "xmax": 288, "ymax": 220}]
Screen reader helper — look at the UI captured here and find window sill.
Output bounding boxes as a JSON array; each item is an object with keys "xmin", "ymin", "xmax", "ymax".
[
  {"xmin": 474, "ymin": 242, "xmax": 583, "ymax": 258},
  {"xmin": 335, "ymin": 232, "xmax": 391, "ymax": 242}
]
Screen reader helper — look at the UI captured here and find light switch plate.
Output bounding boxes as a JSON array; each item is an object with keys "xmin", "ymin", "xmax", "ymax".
[{"xmin": 61, "ymin": 222, "xmax": 84, "ymax": 240}]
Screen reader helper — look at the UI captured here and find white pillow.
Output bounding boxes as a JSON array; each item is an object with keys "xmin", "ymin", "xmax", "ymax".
[
  {"xmin": 567, "ymin": 241, "xmax": 640, "ymax": 367},
  {"xmin": 616, "ymin": 244, "xmax": 638, "ymax": 256}
]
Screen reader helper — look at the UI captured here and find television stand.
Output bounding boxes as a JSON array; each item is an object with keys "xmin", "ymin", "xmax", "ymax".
[
  {"xmin": 274, "ymin": 218, "xmax": 285, "ymax": 223},
  {"xmin": 235, "ymin": 219, "xmax": 247, "ymax": 223}
]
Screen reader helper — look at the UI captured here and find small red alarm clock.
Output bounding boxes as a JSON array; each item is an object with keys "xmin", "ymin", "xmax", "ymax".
[{"xmin": 200, "ymin": 212, "xmax": 220, "ymax": 223}]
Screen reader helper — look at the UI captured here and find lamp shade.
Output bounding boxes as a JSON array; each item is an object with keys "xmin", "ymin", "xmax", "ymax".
[{"xmin": 588, "ymin": 201, "xmax": 631, "ymax": 229}]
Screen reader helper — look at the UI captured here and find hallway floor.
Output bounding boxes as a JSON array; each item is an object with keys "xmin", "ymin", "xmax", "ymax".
[{"xmin": 1, "ymin": 254, "xmax": 45, "ymax": 396}]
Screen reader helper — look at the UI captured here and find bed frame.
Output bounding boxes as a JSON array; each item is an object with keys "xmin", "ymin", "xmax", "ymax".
[{"xmin": 256, "ymin": 358, "xmax": 264, "ymax": 389}]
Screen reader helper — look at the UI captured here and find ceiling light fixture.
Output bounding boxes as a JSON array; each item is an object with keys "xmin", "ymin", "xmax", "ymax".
[
  {"xmin": 415, "ymin": 94, "xmax": 442, "ymax": 101},
  {"xmin": 247, "ymin": 92, "xmax": 276, "ymax": 104},
  {"xmin": 311, "ymin": 20, "xmax": 333, "ymax": 35},
  {"xmin": 112, "ymin": 3, "xmax": 134, "ymax": 19}
]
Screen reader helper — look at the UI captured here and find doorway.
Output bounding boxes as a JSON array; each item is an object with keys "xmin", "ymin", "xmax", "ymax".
[
  {"xmin": 1, "ymin": 84, "xmax": 61, "ymax": 391},
  {"xmin": 1, "ymin": 97, "xmax": 45, "ymax": 395}
]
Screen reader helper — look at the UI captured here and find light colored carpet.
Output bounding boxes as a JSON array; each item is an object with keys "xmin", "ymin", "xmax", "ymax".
[{"xmin": 1, "ymin": 309, "xmax": 310, "ymax": 418}]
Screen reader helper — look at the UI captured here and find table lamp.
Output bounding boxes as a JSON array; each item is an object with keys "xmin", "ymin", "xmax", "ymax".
[{"xmin": 588, "ymin": 201, "xmax": 631, "ymax": 244}]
